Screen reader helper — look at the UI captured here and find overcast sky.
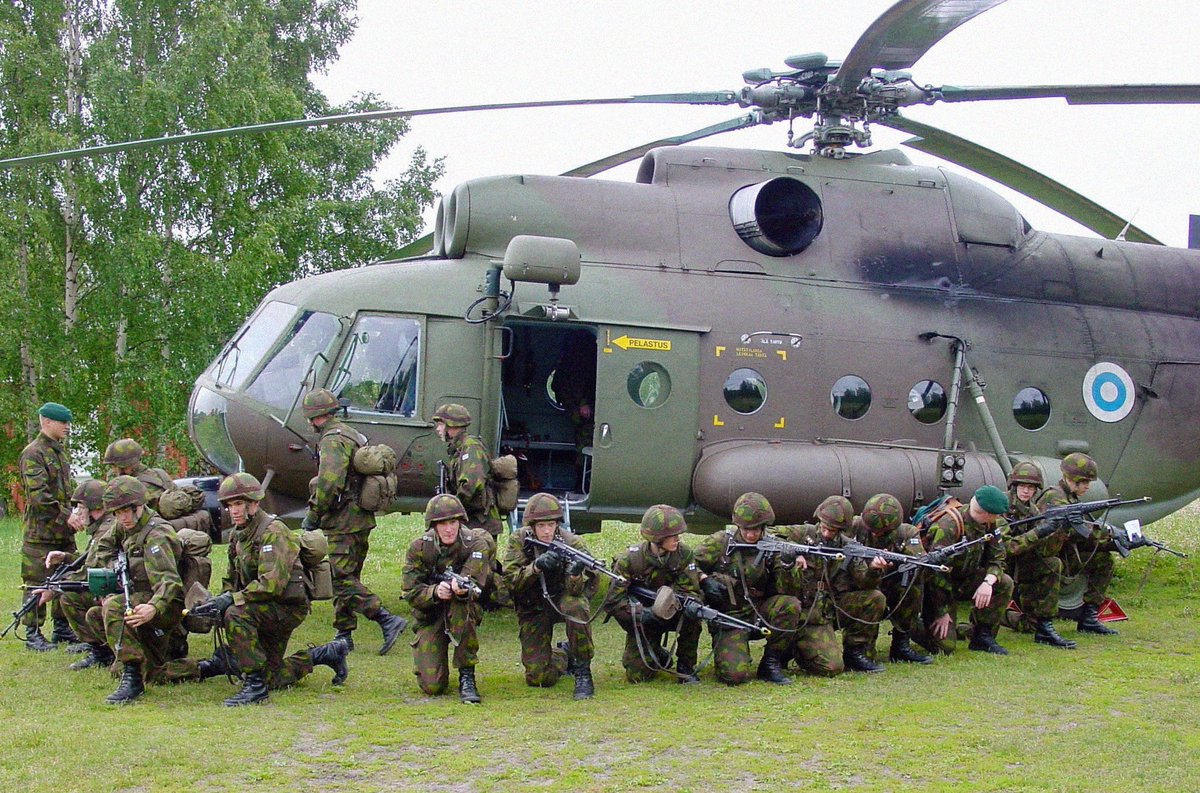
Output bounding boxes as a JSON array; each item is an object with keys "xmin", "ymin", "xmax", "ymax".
[{"xmin": 313, "ymin": 0, "xmax": 1200, "ymax": 248}]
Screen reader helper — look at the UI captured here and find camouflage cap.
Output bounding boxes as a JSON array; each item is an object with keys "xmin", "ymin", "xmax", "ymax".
[
  {"xmin": 38, "ymin": 402, "xmax": 73, "ymax": 423},
  {"xmin": 102, "ymin": 438, "xmax": 145, "ymax": 467},
  {"xmin": 974, "ymin": 485, "xmax": 1010, "ymax": 515},
  {"xmin": 431, "ymin": 403, "xmax": 472, "ymax": 428},
  {"xmin": 522, "ymin": 492, "xmax": 564, "ymax": 525},
  {"xmin": 1007, "ymin": 461, "xmax": 1044, "ymax": 489},
  {"xmin": 425, "ymin": 493, "xmax": 467, "ymax": 527},
  {"xmin": 218, "ymin": 472, "xmax": 265, "ymax": 503},
  {"xmin": 302, "ymin": 388, "xmax": 340, "ymax": 420},
  {"xmin": 103, "ymin": 475, "xmax": 147, "ymax": 511},
  {"xmin": 814, "ymin": 495, "xmax": 855, "ymax": 532},
  {"xmin": 71, "ymin": 479, "xmax": 106, "ymax": 511},
  {"xmin": 731, "ymin": 492, "xmax": 775, "ymax": 530},
  {"xmin": 640, "ymin": 504, "xmax": 687, "ymax": 542},
  {"xmin": 861, "ymin": 493, "xmax": 903, "ymax": 534},
  {"xmin": 1061, "ymin": 452, "xmax": 1098, "ymax": 482}
]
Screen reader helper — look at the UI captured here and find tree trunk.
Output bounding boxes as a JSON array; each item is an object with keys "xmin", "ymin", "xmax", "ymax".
[{"xmin": 61, "ymin": 0, "xmax": 84, "ymax": 332}]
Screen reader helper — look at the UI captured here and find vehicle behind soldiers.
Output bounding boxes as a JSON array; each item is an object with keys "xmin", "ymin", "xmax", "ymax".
[
  {"xmin": 501, "ymin": 493, "xmax": 597, "ymax": 699},
  {"xmin": 402, "ymin": 495, "xmax": 491, "ymax": 704},
  {"xmin": 301, "ymin": 388, "xmax": 407, "ymax": 653},
  {"xmin": 55, "ymin": 479, "xmax": 119, "ymax": 671}
]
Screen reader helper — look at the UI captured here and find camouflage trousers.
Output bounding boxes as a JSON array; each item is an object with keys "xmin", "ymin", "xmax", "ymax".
[
  {"xmin": 711, "ymin": 595, "xmax": 800, "ymax": 685},
  {"xmin": 328, "ymin": 529, "xmax": 383, "ymax": 632},
  {"xmin": 1012, "ymin": 553, "xmax": 1063, "ymax": 620},
  {"xmin": 916, "ymin": 571, "xmax": 1014, "ymax": 655},
  {"xmin": 790, "ymin": 622, "xmax": 843, "ymax": 677},
  {"xmin": 612, "ymin": 606, "xmax": 701, "ymax": 683},
  {"xmin": 59, "ymin": 590, "xmax": 104, "ymax": 645},
  {"xmin": 411, "ymin": 599, "xmax": 481, "ymax": 696},
  {"xmin": 102, "ymin": 592, "xmax": 183, "ymax": 679},
  {"xmin": 834, "ymin": 588, "xmax": 887, "ymax": 653},
  {"xmin": 1062, "ymin": 545, "xmax": 1114, "ymax": 608},
  {"xmin": 516, "ymin": 596, "xmax": 593, "ymax": 687},
  {"xmin": 20, "ymin": 539, "xmax": 75, "ymax": 628}
]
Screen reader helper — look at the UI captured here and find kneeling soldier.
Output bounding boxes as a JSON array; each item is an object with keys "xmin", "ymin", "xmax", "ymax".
[
  {"xmin": 402, "ymin": 495, "xmax": 490, "ymax": 703},
  {"xmin": 53, "ymin": 480, "xmax": 118, "ymax": 671},
  {"xmin": 501, "ymin": 493, "xmax": 598, "ymax": 699},
  {"xmin": 1004, "ymin": 462, "xmax": 1075, "ymax": 648}
]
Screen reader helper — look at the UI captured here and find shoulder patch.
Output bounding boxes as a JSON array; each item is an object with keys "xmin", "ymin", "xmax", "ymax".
[
  {"xmin": 149, "ymin": 544, "xmax": 161, "ymax": 554},
  {"xmin": 471, "ymin": 551, "xmax": 483, "ymax": 559},
  {"xmin": 687, "ymin": 563, "xmax": 697, "ymax": 570},
  {"xmin": 262, "ymin": 544, "xmax": 274, "ymax": 553},
  {"xmin": 909, "ymin": 537, "xmax": 921, "ymax": 545},
  {"xmin": 461, "ymin": 452, "xmax": 470, "ymax": 461},
  {"xmin": 628, "ymin": 545, "xmax": 639, "ymax": 552}
]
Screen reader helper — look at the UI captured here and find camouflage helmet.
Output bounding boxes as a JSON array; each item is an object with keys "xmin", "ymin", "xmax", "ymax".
[
  {"xmin": 1061, "ymin": 452, "xmax": 1098, "ymax": 482},
  {"xmin": 71, "ymin": 479, "xmax": 107, "ymax": 511},
  {"xmin": 731, "ymin": 492, "xmax": 775, "ymax": 530},
  {"xmin": 431, "ymin": 403, "xmax": 472, "ymax": 428},
  {"xmin": 522, "ymin": 492, "xmax": 564, "ymax": 526},
  {"xmin": 1007, "ymin": 461, "xmax": 1045, "ymax": 489},
  {"xmin": 302, "ymin": 388, "xmax": 340, "ymax": 420},
  {"xmin": 103, "ymin": 475, "xmax": 147, "ymax": 511},
  {"xmin": 218, "ymin": 472, "xmax": 265, "ymax": 503},
  {"xmin": 102, "ymin": 438, "xmax": 144, "ymax": 467},
  {"xmin": 424, "ymin": 494, "xmax": 468, "ymax": 527},
  {"xmin": 814, "ymin": 495, "xmax": 855, "ymax": 532},
  {"xmin": 640, "ymin": 504, "xmax": 687, "ymax": 543},
  {"xmin": 861, "ymin": 493, "xmax": 903, "ymax": 534}
]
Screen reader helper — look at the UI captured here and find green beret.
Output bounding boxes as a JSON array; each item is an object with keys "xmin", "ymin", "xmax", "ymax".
[
  {"xmin": 38, "ymin": 402, "xmax": 73, "ymax": 423},
  {"xmin": 974, "ymin": 485, "xmax": 1009, "ymax": 515}
]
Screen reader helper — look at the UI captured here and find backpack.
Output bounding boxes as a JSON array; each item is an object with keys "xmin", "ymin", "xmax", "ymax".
[
  {"xmin": 299, "ymin": 529, "xmax": 333, "ymax": 601},
  {"xmin": 158, "ymin": 486, "xmax": 206, "ymax": 520},
  {"xmin": 351, "ymin": 443, "xmax": 398, "ymax": 512},
  {"xmin": 489, "ymin": 453, "xmax": 520, "ymax": 513},
  {"xmin": 176, "ymin": 527, "xmax": 214, "ymax": 633},
  {"xmin": 910, "ymin": 494, "xmax": 965, "ymax": 540}
]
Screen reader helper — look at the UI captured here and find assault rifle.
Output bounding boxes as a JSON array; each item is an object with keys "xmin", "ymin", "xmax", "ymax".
[
  {"xmin": 628, "ymin": 584, "xmax": 771, "ymax": 637},
  {"xmin": 2, "ymin": 552, "xmax": 88, "ymax": 639},
  {"xmin": 1007, "ymin": 496, "xmax": 1151, "ymax": 538},
  {"xmin": 728, "ymin": 538, "xmax": 847, "ymax": 566},
  {"xmin": 840, "ymin": 542, "xmax": 951, "ymax": 574},
  {"xmin": 883, "ymin": 527, "xmax": 1003, "ymax": 586},
  {"xmin": 437, "ymin": 568, "xmax": 484, "ymax": 598},
  {"xmin": 525, "ymin": 537, "xmax": 628, "ymax": 585},
  {"xmin": 1107, "ymin": 520, "xmax": 1187, "ymax": 559}
]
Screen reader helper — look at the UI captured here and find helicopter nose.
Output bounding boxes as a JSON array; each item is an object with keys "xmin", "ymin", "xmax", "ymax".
[{"xmin": 189, "ymin": 386, "xmax": 241, "ymax": 473}]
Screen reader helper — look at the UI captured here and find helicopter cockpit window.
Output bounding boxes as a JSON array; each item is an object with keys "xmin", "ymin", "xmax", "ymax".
[
  {"xmin": 243, "ymin": 310, "xmax": 340, "ymax": 410},
  {"xmin": 1013, "ymin": 387, "xmax": 1051, "ymax": 431},
  {"xmin": 211, "ymin": 300, "xmax": 296, "ymax": 390},
  {"xmin": 908, "ymin": 380, "xmax": 947, "ymax": 424},
  {"xmin": 627, "ymin": 362, "xmax": 671, "ymax": 409},
  {"xmin": 723, "ymin": 368, "xmax": 767, "ymax": 414},
  {"xmin": 832, "ymin": 375, "xmax": 871, "ymax": 420},
  {"xmin": 329, "ymin": 314, "xmax": 421, "ymax": 417}
]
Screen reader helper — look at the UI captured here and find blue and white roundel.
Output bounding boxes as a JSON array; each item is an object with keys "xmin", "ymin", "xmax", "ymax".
[{"xmin": 1082, "ymin": 362, "xmax": 1135, "ymax": 423}]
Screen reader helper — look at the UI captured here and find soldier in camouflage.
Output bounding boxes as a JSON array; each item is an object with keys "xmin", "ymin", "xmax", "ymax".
[
  {"xmin": 170, "ymin": 473, "xmax": 349, "ymax": 706},
  {"xmin": 853, "ymin": 493, "xmax": 935, "ymax": 664},
  {"xmin": 605, "ymin": 504, "xmax": 704, "ymax": 684},
  {"xmin": 432, "ymin": 404, "xmax": 503, "ymax": 536},
  {"xmin": 694, "ymin": 493, "xmax": 804, "ymax": 685},
  {"xmin": 102, "ymin": 438, "xmax": 176, "ymax": 512},
  {"xmin": 300, "ymin": 388, "xmax": 407, "ymax": 654},
  {"xmin": 99, "ymin": 476, "xmax": 184, "ymax": 704},
  {"xmin": 776, "ymin": 495, "xmax": 886, "ymax": 674},
  {"xmin": 1040, "ymin": 453, "xmax": 1119, "ymax": 636},
  {"xmin": 501, "ymin": 493, "xmax": 598, "ymax": 699},
  {"xmin": 51, "ymin": 480, "xmax": 119, "ymax": 670},
  {"xmin": 18, "ymin": 402, "xmax": 78, "ymax": 651},
  {"xmin": 402, "ymin": 494, "xmax": 491, "ymax": 704},
  {"xmin": 915, "ymin": 485, "xmax": 1014, "ymax": 656},
  {"xmin": 1003, "ymin": 462, "xmax": 1076, "ymax": 648}
]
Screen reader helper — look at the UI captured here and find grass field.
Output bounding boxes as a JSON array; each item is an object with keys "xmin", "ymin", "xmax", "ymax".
[{"xmin": 0, "ymin": 507, "xmax": 1196, "ymax": 793}]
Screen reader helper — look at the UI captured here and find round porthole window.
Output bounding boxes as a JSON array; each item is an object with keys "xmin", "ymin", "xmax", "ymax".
[
  {"xmin": 832, "ymin": 375, "xmax": 871, "ymax": 420},
  {"xmin": 1013, "ymin": 387, "xmax": 1051, "ymax": 431},
  {"xmin": 723, "ymin": 368, "xmax": 767, "ymax": 414},
  {"xmin": 908, "ymin": 380, "xmax": 947, "ymax": 424},
  {"xmin": 627, "ymin": 362, "xmax": 671, "ymax": 408}
]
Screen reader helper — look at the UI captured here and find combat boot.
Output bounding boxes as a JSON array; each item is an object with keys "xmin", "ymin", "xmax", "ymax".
[
  {"xmin": 69, "ymin": 643, "xmax": 115, "ymax": 671},
  {"xmin": 373, "ymin": 608, "xmax": 408, "ymax": 656},
  {"xmin": 1034, "ymin": 619, "xmax": 1077, "ymax": 649},
  {"xmin": 309, "ymin": 640, "xmax": 350, "ymax": 685},
  {"xmin": 224, "ymin": 672, "xmax": 269, "ymax": 706},
  {"xmin": 556, "ymin": 640, "xmax": 579, "ymax": 676},
  {"xmin": 50, "ymin": 617, "xmax": 78, "ymax": 645},
  {"xmin": 459, "ymin": 667, "xmax": 482, "ymax": 704},
  {"xmin": 676, "ymin": 662, "xmax": 701, "ymax": 685},
  {"xmin": 105, "ymin": 662, "xmax": 145, "ymax": 704},
  {"xmin": 1077, "ymin": 604, "xmax": 1118, "ymax": 635},
  {"xmin": 334, "ymin": 630, "xmax": 355, "ymax": 652},
  {"xmin": 844, "ymin": 647, "xmax": 885, "ymax": 673},
  {"xmin": 24, "ymin": 626, "xmax": 56, "ymax": 652},
  {"xmin": 888, "ymin": 631, "xmax": 933, "ymax": 664},
  {"xmin": 198, "ymin": 646, "xmax": 237, "ymax": 680},
  {"xmin": 756, "ymin": 651, "xmax": 793, "ymax": 685},
  {"xmin": 967, "ymin": 625, "xmax": 1009, "ymax": 655},
  {"xmin": 572, "ymin": 663, "xmax": 595, "ymax": 700}
]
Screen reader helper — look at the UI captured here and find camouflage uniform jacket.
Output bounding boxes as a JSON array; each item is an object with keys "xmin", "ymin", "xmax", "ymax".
[
  {"xmin": 775, "ymin": 523, "xmax": 873, "ymax": 597},
  {"xmin": 694, "ymin": 529, "xmax": 801, "ymax": 612},
  {"xmin": 310, "ymin": 418, "xmax": 373, "ymax": 532},
  {"xmin": 19, "ymin": 432, "xmax": 73, "ymax": 542},
  {"xmin": 924, "ymin": 503, "xmax": 1007, "ymax": 619},
  {"xmin": 114, "ymin": 510, "xmax": 184, "ymax": 616},
  {"xmin": 445, "ymin": 433, "xmax": 498, "ymax": 525},
  {"xmin": 63, "ymin": 515, "xmax": 119, "ymax": 580},
  {"xmin": 1005, "ymin": 490, "xmax": 1069, "ymax": 558},
  {"xmin": 1038, "ymin": 481, "xmax": 1115, "ymax": 553},
  {"xmin": 501, "ymin": 526, "xmax": 598, "ymax": 613},
  {"xmin": 605, "ymin": 541, "xmax": 701, "ymax": 612},
  {"xmin": 402, "ymin": 528, "xmax": 490, "ymax": 620},
  {"xmin": 852, "ymin": 517, "xmax": 925, "ymax": 588},
  {"xmin": 223, "ymin": 509, "xmax": 307, "ymax": 607}
]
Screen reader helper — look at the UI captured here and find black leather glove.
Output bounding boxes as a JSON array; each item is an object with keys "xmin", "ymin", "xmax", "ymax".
[
  {"xmin": 534, "ymin": 550, "xmax": 564, "ymax": 575},
  {"xmin": 779, "ymin": 548, "xmax": 800, "ymax": 566},
  {"xmin": 682, "ymin": 599, "xmax": 705, "ymax": 620},
  {"xmin": 193, "ymin": 591, "xmax": 235, "ymax": 618},
  {"xmin": 637, "ymin": 607, "xmax": 665, "ymax": 627},
  {"xmin": 300, "ymin": 512, "xmax": 319, "ymax": 532},
  {"xmin": 1034, "ymin": 520, "xmax": 1059, "ymax": 539},
  {"xmin": 701, "ymin": 576, "xmax": 726, "ymax": 602},
  {"xmin": 566, "ymin": 559, "xmax": 586, "ymax": 577}
]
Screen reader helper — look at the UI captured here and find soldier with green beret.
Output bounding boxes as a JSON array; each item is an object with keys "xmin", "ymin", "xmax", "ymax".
[
  {"xmin": 18, "ymin": 402, "xmax": 78, "ymax": 651},
  {"xmin": 402, "ymin": 494, "xmax": 491, "ymax": 704},
  {"xmin": 300, "ymin": 388, "xmax": 407, "ymax": 654},
  {"xmin": 51, "ymin": 480, "xmax": 120, "ymax": 670},
  {"xmin": 1040, "ymin": 453, "xmax": 1119, "ymax": 636},
  {"xmin": 501, "ymin": 493, "xmax": 598, "ymax": 699},
  {"xmin": 605, "ymin": 504, "xmax": 704, "ymax": 684},
  {"xmin": 102, "ymin": 438, "xmax": 176, "ymax": 512},
  {"xmin": 915, "ymin": 485, "xmax": 1014, "ymax": 656},
  {"xmin": 694, "ymin": 492, "xmax": 804, "ymax": 685},
  {"xmin": 1003, "ymin": 462, "xmax": 1076, "ymax": 648}
]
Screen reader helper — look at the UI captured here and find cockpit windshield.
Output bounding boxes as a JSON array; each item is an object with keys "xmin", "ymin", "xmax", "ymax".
[
  {"xmin": 210, "ymin": 300, "xmax": 297, "ymax": 390},
  {"xmin": 244, "ymin": 309, "xmax": 341, "ymax": 409},
  {"xmin": 329, "ymin": 314, "xmax": 421, "ymax": 417}
]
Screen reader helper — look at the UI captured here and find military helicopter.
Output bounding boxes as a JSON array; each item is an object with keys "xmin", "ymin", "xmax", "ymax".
[{"xmin": 8, "ymin": 0, "xmax": 1200, "ymax": 532}]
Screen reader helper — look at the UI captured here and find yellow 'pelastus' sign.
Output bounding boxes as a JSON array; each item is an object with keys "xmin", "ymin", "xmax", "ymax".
[{"xmin": 611, "ymin": 334, "xmax": 671, "ymax": 351}]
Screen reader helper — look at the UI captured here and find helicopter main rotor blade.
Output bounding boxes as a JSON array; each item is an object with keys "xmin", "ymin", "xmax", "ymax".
[
  {"xmin": 0, "ymin": 93, "xmax": 739, "ymax": 170},
  {"xmin": 935, "ymin": 83, "xmax": 1200, "ymax": 105},
  {"xmin": 883, "ymin": 114, "xmax": 1162, "ymax": 245},
  {"xmin": 832, "ymin": 0, "xmax": 1007, "ymax": 93},
  {"xmin": 393, "ymin": 113, "xmax": 763, "ymax": 259}
]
